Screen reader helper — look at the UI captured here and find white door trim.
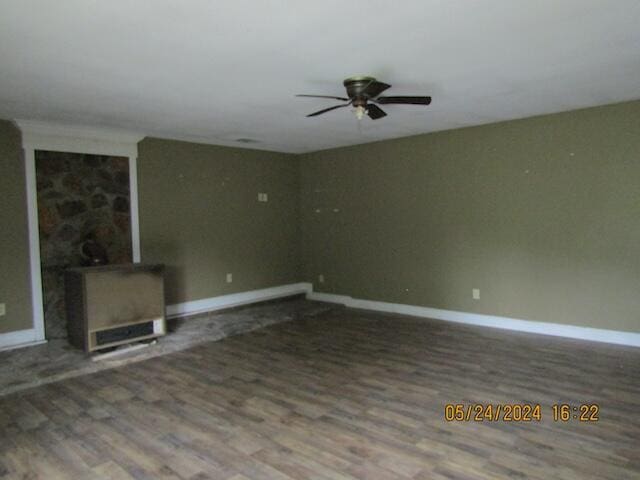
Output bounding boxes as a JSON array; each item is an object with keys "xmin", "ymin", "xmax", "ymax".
[{"xmin": 14, "ymin": 120, "xmax": 144, "ymax": 347}]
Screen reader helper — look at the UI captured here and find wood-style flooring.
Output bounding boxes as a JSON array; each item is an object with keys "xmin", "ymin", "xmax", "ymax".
[{"xmin": 1, "ymin": 305, "xmax": 639, "ymax": 479}]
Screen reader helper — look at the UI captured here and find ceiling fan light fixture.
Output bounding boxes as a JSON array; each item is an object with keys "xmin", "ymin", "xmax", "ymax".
[{"xmin": 354, "ymin": 105, "xmax": 366, "ymax": 120}]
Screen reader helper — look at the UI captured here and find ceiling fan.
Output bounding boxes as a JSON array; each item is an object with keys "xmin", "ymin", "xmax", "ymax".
[{"xmin": 297, "ymin": 76, "xmax": 432, "ymax": 120}]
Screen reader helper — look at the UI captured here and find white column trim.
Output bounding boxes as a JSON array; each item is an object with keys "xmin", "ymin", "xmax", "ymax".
[
  {"xmin": 128, "ymin": 155, "xmax": 141, "ymax": 262},
  {"xmin": 13, "ymin": 120, "xmax": 144, "ymax": 349},
  {"xmin": 23, "ymin": 146, "xmax": 45, "ymax": 342}
]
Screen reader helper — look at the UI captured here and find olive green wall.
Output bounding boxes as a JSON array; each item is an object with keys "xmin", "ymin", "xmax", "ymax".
[
  {"xmin": 2, "ymin": 100, "xmax": 639, "ymax": 337},
  {"xmin": 0, "ymin": 120, "xmax": 33, "ymax": 334},
  {"xmin": 137, "ymin": 138, "xmax": 300, "ymax": 305},
  {"xmin": 300, "ymin": 101, "xmax": 640, "ymax": 333}
]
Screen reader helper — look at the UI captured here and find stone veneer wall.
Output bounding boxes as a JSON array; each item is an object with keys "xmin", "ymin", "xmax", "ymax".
[{"xmin": 36, "ymin": 151, "xmax": 132, "ymax": 339}]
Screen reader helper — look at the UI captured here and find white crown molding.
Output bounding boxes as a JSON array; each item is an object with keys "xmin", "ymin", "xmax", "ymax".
[
  {"xmin": 166, "ymin": 282, "xmax": 313, "ymax": 318},
  {"xmin": 15, "ymin": 120, "xmax": 144, "ymax": 144},
  {"xmin": 15, "ymin": 120, "xmax": 144, "ymax": 158},
  {"xmin": 307, "ymin": 291, "xmax": 640, "ymax": 348}
]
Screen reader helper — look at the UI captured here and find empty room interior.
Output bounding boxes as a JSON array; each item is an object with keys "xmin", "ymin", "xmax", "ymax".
[{"xmin": 1, "ymin": 1, "xmax": 640, "ymax": 479}]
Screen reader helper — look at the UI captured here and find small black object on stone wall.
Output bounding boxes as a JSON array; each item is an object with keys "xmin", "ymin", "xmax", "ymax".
[{"xmin": 80, "ymin": 236, "xmax": 109, "ymax": 267}]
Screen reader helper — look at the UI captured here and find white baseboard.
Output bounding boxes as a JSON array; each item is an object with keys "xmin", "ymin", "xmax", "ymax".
[
  {"xmin": 166, "ymin": 282, "xmax": 313, "ymax": 319},
  {"xmin": 0, "ymin": 328, "xmax": 47, "ymax": 352},
  {"xmin": 0, "ymin": 283, "xmax": 311, "ymax": 351},
  {"xmin": 306, "ymin": 291, "xmax": 640, "ymax": 348},
  {"xmin": 305, "ymin": 292, "xmax": 352, "ymax": 305}
]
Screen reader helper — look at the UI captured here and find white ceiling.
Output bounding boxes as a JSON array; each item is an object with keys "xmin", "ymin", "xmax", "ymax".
[{"xmin": 1, "ymin": 1, "xmax": 639, "ymax": 154}]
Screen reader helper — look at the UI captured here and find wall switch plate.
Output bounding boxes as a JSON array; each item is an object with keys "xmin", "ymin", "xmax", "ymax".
[
  {"xmin": 226, "ymin": 273, "xmax": 233, "ymax": 283},
  {"xmin": 258, "ymin": 193, "xmax": 268, "ymax": 202},
  {"xmin": 472, "ymin": 288, "xmax": 480, "ymax": 300},
  {"xmin": 318, "ymin": 274, "xmax": 324, "ymax": 283},
  {"xmin": 0, "ymin": 303, "xmax": 5, "ymax": 316}
]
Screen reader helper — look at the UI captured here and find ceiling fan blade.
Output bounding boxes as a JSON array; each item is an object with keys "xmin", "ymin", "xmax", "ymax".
[
  {"xmin": 367, "ymin": 104, "xmax": 387, "ymax": 120},
  {"xmin": 296, "ymin": 94, "xmax": 350, "ymax": 101},
  {"xmin": 306, "ymin": 103, "xmax": 351, "ymax": 117},
  {"xmin": 376, "ymin": 96, "xmax": 432, "ymax": 105},
  {"xmin": 363, "ymin": 81, "xmax": 391, "ymax": 98}
]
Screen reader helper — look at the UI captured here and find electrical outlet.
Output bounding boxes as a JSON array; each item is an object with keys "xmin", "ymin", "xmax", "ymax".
[
  {"xmin": 472, "ymin": 288, "xmax": 480, "ymax": 300},
  {"xmin": 318, "ymin": 274, "xmax": 324, "ymax": 284},
  {"xmin": 0, "ymin": 303, "xmax": 5, "ymax": 316},
  {"xmin": 226, "ymin": 273, "xmax": 233, "ymax": 283}
]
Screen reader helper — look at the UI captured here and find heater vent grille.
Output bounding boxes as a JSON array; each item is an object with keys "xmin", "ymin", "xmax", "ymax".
[{"xmin": 95, "ymin": 322, "xmax": 154, "ymax": 346}]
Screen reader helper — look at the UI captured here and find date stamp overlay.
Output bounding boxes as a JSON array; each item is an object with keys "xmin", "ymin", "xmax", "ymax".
[{"xmin": 444, "ymin": 403, "xmax": 599, "ymax": 422}]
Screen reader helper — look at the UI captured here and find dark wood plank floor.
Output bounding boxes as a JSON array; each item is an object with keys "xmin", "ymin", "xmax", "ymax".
[{"xmin": 1, "ymin": 305, "xmax": 639, "ymax": 479}]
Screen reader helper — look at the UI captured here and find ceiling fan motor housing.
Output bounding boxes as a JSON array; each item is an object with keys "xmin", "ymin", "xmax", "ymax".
[{"xmin": 343, "ymin": 76, "xmax": 377, "ymax": 101}]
